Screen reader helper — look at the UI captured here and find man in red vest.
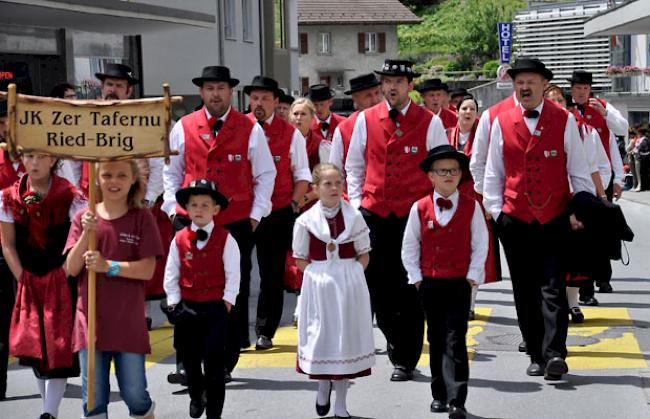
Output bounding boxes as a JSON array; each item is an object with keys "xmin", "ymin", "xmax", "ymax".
[
  {"xmin": 243, "ymin": 75, "xmax": 310, "ymax": 350},
  {"xmin": 275, "ymin": 91, "xmax": 294, "ymax": 121},
  {"xmin": 330, "ymin": 73, "xmax": 382, "ymax": 171},
  {"xmin": 418, "ymin": 79, "xmax": 458, "ymax": 133},
  {"xmin": 483, "ymin": 58, "xmax": 595, "ymax": 380},
  {"xmin": 346, "ymin": 59, "xmax": 448, "ymax": 382},
  {"xmin": 307, "ymin": 84, "xmax": 346, "ymax": 160},
  {"xmin": 568, "ymin": 69, "xmax": 627, "ymax": 296},
  {"xmin": 163, "ymin": 66, "xmax": 276, "ymax": 381}
]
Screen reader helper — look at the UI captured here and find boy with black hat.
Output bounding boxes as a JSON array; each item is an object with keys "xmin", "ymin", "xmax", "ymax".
[
  {"xmin": 164, "ymin": 178, "xmax": 241, "ymax": 419},
  {"xmin": 402, "ymin": 145, "xmax": 488, "ymax": 419},
  {"xmin": 307, "ymin": 83, "xmax": 346, "ymax": 154}
]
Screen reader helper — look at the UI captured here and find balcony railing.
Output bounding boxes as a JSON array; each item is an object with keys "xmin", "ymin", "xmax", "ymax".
[{"xmin": 609, "ymin": 73, "xmax": 650, "ymax": 94}]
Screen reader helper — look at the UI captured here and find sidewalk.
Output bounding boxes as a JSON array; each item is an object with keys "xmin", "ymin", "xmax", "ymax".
[{"xmin": 621, "ymin": 189, "xmax": 650, "ymax": 206}]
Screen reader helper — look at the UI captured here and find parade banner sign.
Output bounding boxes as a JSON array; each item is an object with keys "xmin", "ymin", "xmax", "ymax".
[
  {"xmin": 498, "ymin": 22, "xmax": 513, "ymax": 65},
  {"xmin": 0, "ymin": 85, "xmax": 181, "ymax": 161}
]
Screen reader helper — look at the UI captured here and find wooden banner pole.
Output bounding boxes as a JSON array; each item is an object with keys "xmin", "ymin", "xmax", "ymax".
[
  {"xmin": 6, "ymin": 84, "xmax": 16, "ymax": 159},
  {"xmin": 87, "ymin": 162, "xmax": 97, "ymax": 411}
]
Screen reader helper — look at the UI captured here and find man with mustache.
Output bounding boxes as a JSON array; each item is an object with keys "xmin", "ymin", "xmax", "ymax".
[
  {"xmin": 163, "ymin": 66, "xmax": 276, "ymax": 382},
  {"xmin": 244, "ymin": 76, "xmax": 310, "ymax": 350},
  {"xmin": 346, "ymin": 59, "xmax": 448, "ymax": 382},
  {"xmin": 483, "ymin": 57, "xmax": 595, "ymax": 381}
]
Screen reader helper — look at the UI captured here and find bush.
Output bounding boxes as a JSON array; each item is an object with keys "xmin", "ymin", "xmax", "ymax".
[{"xmin": 483, "ymin": 60, "xmax": 500, "ymax": 78}]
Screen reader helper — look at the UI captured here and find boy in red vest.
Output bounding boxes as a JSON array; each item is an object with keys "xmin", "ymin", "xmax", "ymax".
[
  {"xmin": 402, "ymin": 144, "xmax": 488, "ymax": 419},
  {"xmin": 164, "ymin": 179, "xmax": 241, "ymax": 419}
]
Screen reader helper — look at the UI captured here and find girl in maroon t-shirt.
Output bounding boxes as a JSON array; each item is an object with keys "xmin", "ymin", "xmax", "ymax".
[{"xmin": 65, "ymin": 160, "xmax": 163, "ymax": 419}]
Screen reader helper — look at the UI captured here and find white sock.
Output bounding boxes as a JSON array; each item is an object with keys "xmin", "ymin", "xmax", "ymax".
[
  {"xmin": 43, "ymin": 378, "xmax": 67, "ymax": 417},
  {"xmin": 470, "ymin": 285, "xmax": 479, "ymax": 310},
  {"xmin": 36, "ymin": 377, "xmax": 46, "ymax": 398},
  {"xmin": 333, "ymin": 379, "xmax": 349, "ymax": 417},
  {"xmin": 567, "ymin": 287, "xmax": 580, "ymax": 308},
  {"xmin": 316, "ymin": 379, "xmax": 331, "ymax": 406}
]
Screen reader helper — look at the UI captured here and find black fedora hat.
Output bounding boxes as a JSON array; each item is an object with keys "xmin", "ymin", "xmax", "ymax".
[
  {"xmin": 375, "ymin": 59, "xmax": 420, "ymax": 80},
  {"xmin": 306, "ymin": 84, "xmax": 334, "ymax": 102},
  {"xmin": 507, "ymin": 57, "xmax": 553, "ymax": 81},
  {"xmin": 244, "ymin": 75, "xmax": 282, "ymax": 97},
  {"xmin": 176, "ymin": 178, "xmax": 229, "ymax": 210},
  {"xmin": 450, "ymin": 87, "xmax": 469, "ymax": 99},
  {"xmin": 419, "ymin": 144, "xmax": 469, "ymax": 173},
  {"xmin": 567, "ymin": 70, "xmax": 593, "ymax": 85},
  {"xmin": 192, "ymin": 66, "xmax": 239, "ymax": 88},
  {"xmin": 95, "ymin": 63, "xmax": 139, "ymax": 85},
  {"xmin": 279, "ymin": 91, "xmax": 295, "ymax": 105},
  {"xmin": 344, "ymin": 73, "xmax": 380, "ymax": 95},
  {"xmin": 416, "ymin": 78, "xmax": 447, "ymax": 93}
]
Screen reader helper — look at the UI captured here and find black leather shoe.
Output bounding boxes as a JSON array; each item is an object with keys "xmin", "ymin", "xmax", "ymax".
[
  {"xmin": 544, "ymin": 357, "xmax": 568, "ymax": 380},
  {"xmin": 390, "ymin": 367, "xmax": 413, "ymax": 381},
  {"xmin": 518, "ymin": 340, "xmax": 527, "ymax": 353},
  {"xmin": 448, "ymin": 405, "xmax": 467, "ymax": 419},
  {"xmin": 334, "ymin": 413, "xmax": 351, "ymax": 419},
  {"xmin": 40, "ymin": 414, "xmax": 56, "ymax": 419},
  {"xmin": 526, "ymin": 361, "xmax": 545, "ymax": 376},
  {"xmin": 167, "ymin": 369, "xmax": 188, "ymax": 386},
  {"xmin": 570, "ymin": 307, "xmax": 585, "ymax": 323},
  {"xmin": 581, "ymin": 296, "xmax": 599, "ymax": 306},
  {"xmin": 316, "ymin": 381, "xmax": 332, "ymax": 416},
  {"xmin": 598, "ymin": 283, "xmax": 613, "ymax": 293},
  {"xmin": 468, "ymin": 310, "xmax": 475, "ymax": 321},
  {"xmin": 255, "ymin": 335, "xmax": 273, "ymax": 350},
  {"xmin": 430, "ymin": 399, "xmax": 448, "ymax": 412},
  {"xmin": 189, "ymin": 399, "xmax": 205, "ymax": 418}
]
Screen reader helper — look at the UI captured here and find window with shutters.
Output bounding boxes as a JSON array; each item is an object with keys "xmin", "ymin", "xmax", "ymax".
[
  {"xmin": 301, "ymin": 77, "xmax": 309, "ymax": 95},
  {"xmin": 318, "ymin": 32, "xmax": 331, "ymax": 55},
  {"xmin": 299, "ymin": 33, "xmax": 308, "ymax": 55},
  {"xmin": 365, "ymin": 32, "xmax": 378, "ymax": 53}
]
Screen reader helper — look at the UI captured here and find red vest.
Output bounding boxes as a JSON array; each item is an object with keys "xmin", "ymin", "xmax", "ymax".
[
  {"xmin": 0, "ymin": 153, "xmax": 24, "ymax": 190},
  {"xmin": 310, "ymin": 113, "xmax": 346, "ymax": 144},
  {"xmin": 500, "ymin": 99, "xmax": 571, "ymax": 224},
  {"xmin": 571, "ymin": 98, "xmax": 611, "ymax": 161},
  {"xmin": 489, "ymin": 94, "xmax": 518, "ymax": 125},
  {"xmin": 181, "ymin": 108, "xmax": 254, "ymax": 226},
  {"xmin": 362, "ymin": 102, "xmax": 433, "ymax": 218},
  {"xmin": 247, "ymin": 114, "xmax": 295, "ymax": 211},
  {"xmin": 176, "ymin": 226, "xmax": 228, "ymax": 302},
  {"xmin": 438, "ymin": 107, "xmax": 458, "ymax": 131},
  {"xmin": 448, "ymin": 119, "xmax": 478, "ymax": 156},
  {"xmin": 417, "ymin": 193, "xmax": 474, "ymax": 279},
  {"xmin": 337, "ymin": 110, "xmax": 360, "ymax": 163}
]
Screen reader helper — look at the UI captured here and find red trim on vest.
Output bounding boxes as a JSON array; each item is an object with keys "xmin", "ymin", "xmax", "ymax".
[
  {"xmin": 338, "ymin": 111, "xmax": 360, "ymax": 163},
  {"xmin": 310, "ymin": 113, "xmax": 346, "ymax": 144},
  {"xmin": 361, "ymin": 102, "xmax": 433, "ymax": 218},
  {"xmin": 417, "ymin": 193, "xmax": 474, "ymax": 279},
  {"xmin": 0, "ymin": 153, "xmax": 24, "ymax": 190},
  {"xmin": 180, "ymin": 108, "xmax": 254, "ymax": 226},
  {"xmin": 247, "ymin": 114, "xmax": 295, "ymax": 210},
  {"xmin": 438, "ymin": 107, "xmax": 458, "ymax": 130},
  {"xmin": 488, "ymin": 94, "xmax": 518, "ymax": 125},
  {"xmin": 448, "ymin": 119, "xmax": 478, "ymax": 156},
  {"xmin": 177, "ymin": 226, "xmax": 229, "ymax": 302},
  {"xmin": 500, "ymin": 99, "xmax": 571, "ymax": 224}
]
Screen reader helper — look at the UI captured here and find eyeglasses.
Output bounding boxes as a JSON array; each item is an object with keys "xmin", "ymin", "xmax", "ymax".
[{"xmin": 431, "ymin": 168, "xmax": 461, "ymax": 176}]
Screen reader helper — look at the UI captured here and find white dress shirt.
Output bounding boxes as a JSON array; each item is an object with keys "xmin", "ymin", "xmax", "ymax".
[
  {"xmin": 604, "ymin": 102, "xmax": 629, "ymax": 136},
  {"xmin": 317, "ymin": 114, "xmax": 333, "ymax": 139},
  {"xmin": 401, "ymin": 190, "xmax": 489, "ymax": 285},
  {"xmin": 581, "ymin": 124, "xmax": 612, "ymax": 189},
  {"xmin": 329, "ymin": 125, "xmax": 345, "ymax": 171},
  {"xmin": 483, "ymin": 101, "xmax": 596, "ymax": 219},
  {"xmin": 345, "ymin": 100, "xmax": 448, "ymax": 208},
  {"xmin": 262, "ymin": 114, "xmax": 312, "ymax": 184},
  {"xmin": 164, "ymin": 220, "xmax": 241, "ymax": 306},
  {"xmin": 162, "ymin": 107, "xmax": 276, "ymax": 221}
]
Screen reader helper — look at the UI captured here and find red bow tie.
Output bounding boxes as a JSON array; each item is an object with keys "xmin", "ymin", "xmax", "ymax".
[
  {"xmin": 208, "ymin": 117, "xmax": 223, "ymax": 133},
  {"xmin": 436, "ymin": 197, "xmax": 453, "ymax": 211},
  {"xmin": 318, "ymin": 121, "xmax": 330, "ymax": 131},
  {"xmin": 258, "ymin": 120, "xmax": 270, "ymax": 131},
  {"xmin": 523, "ymin": 109, "xmax": 540, "ymax": 119}
]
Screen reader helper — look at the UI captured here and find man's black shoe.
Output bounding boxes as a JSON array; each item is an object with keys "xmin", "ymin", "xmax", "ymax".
[
  {"xmin": 430, "ymin": 399, "xmax": 448, "ymax": 412},
  {"xmin": 544, "ymin": 357, "xmax": 568, "ymax": 380},
  {"xmin": 598, "ymin": 283, "xmax": 613, "ymax": 293},
  {"xmin": 255, "ymin": 335, "xmax": 273, "ymax": 350},
  {"xmin": 167, "ymin": 369, "xmax": 188, "ymax": 386},
  {"xmin": 390, "ymin": 366, "xmax": 413, "ymax": 381},
  {"xmin": 526, "ymin": 361, "xmax": 545, "ymax": 376},
  {"xmin": 518, "ymin": 340, "xmax": 527, "ymax": 352},
  {"xmin": 448, "ymin": 405, "xmax": 467, "ymax": 419},
  {"xmin": 580, "ymin": 297, "xmax": 599, "ymax": 306},
  {"xmin": 189, "ymin": 399, "xmax": 205, "ymax": 418}
]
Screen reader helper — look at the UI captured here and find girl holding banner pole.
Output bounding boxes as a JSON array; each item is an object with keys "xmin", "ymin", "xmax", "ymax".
[{"xmin": 65, "ymin": 160, "xmax": 163, "ymax": 419}]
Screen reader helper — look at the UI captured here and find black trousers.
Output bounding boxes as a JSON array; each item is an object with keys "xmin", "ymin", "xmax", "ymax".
[
  {"xmin": 254, "ymin": 205, "xmax": 295, "ymax": 339},
  {"xmin": 498, "ymin": 213, "xmax": 569, "ymax": 362},
  {"xmin": 176, "ymin": 300, "xmax": 228, "ymax": 418},
  {"xmin": 362, "ymin": 208, "xmax": 424, "ymax": 371},
  {"xmin": 0, "ymin": 252, "xmax": 15, "ymax": 398},
  {"xmin": 224, "ymin": 218, "xmax": 255, "ymax": 372},
  {"xmin": 421, "ymin": 278, "xmax": 471, "ymax": 407}
]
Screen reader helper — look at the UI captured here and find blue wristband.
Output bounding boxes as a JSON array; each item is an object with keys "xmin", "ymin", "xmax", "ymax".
[{"xmin": 106, "ymin": 260, "xmax": 121, "ymax": 277}]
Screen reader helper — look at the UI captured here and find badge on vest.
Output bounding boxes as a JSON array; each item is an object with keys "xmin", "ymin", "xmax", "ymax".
[
  {"xmin": 185, "ymin": 251, "xmax": 193, "ymax": 260},
  {"xmin": 543, "ymin": 149, "xmax": 558, "ymax": 158},
  {"xmin": 274, "ymin": 155, "xmax": 281, "ymax": 162},
  {"xmin": 403, "ymin": 146, "xmax": 418, "ymax": 154},
  {"xmin": 597, "ymin": 128, "xmax": 602, "ymax": 133},
  {"xmin": 396, "ymin": 129, "xmax": 403, "ymax": 137},
  {"xmin": 534, "ymin": 130, "xmax": 542, "ymax": 137},
  {"xmin": 228, "ymin": 154, "xmax": 243, "ymax": 162},
  {"xmin": 200, "ymin": 134, "xmax": 210, "ymax": 140},
  {"xmin": 586, "ymin": 114, "xmax": 592, "ymax": 120},
  {"xmin": 427, "ymin": 220, "xmax": 434, "ymax": 230}
]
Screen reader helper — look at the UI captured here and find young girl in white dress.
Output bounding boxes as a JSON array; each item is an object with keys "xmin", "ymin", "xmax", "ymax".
[{"xmin": 292, "ymin": 163, "xmax": 374, "ymax": 419}]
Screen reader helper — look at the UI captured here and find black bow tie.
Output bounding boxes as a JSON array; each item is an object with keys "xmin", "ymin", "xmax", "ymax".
[
  {"xmin": 523, "ymin": 109, "xmax": 539, "ymax": 119},
  {"xmin": 576, "ymin": 104, "xmax": 586, "ymax": 115},
  {"xmin": 209, "ymin": 118, "xmax": 223, "ymax": 135},
  {"xmin": 388, "ymin": 108, "xmax": 400, "ymax": 124},
  {"xmin": 319, "ymin": 121, "xmax": 330, "ymax": 131},
  {"xmin": 195, "ymin": 229, "xmax": 208, "ymax": 242}
]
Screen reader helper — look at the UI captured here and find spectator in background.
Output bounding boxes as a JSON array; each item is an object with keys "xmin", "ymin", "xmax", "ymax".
[
  {"xmin": 49, "ymin": 83, "xmax": 77, "ymax": 100},
  {"xmin": 626, "ymin": 127, "xmax": 640, "ymax": 190},
  {"xmin": 637, "ymin": 127, "xmax": 650, "ymax": 191}
]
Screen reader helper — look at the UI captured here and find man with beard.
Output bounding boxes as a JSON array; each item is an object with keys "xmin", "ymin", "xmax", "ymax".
[
  {"xmin": 163, "ymin": 66, "xmax": 276, "ymax": 382},
  {"xmin": 243, "ymin": 76, "xmax": 310, "ymax": 350},
  {"xmin": 483, "ymin": 58, "xmax": 595, "ymax": 380},
  {"xmin": 329, "ymin": 73, "xmax": 382, "ymax": 172},
  {"xmin": 346, "ymin": 59, "xmax": 448, "ymax": 382}
]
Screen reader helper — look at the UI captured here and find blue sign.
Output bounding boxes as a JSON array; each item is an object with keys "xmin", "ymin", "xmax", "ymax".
[{"xmin": 498, "ymin": 22, "xmax": 513, "ymax": 64}]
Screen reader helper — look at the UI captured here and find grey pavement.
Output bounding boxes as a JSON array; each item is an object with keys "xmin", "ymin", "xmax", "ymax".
[{"xmin": 1, "ymin": 196, "xmax": 650, "ymax": 419}]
